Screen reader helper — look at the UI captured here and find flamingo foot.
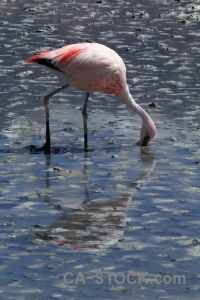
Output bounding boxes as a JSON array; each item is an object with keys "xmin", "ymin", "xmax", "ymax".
[{"xmin": 28, "ymin": 142, "xmax": 51, "ymax": 154}]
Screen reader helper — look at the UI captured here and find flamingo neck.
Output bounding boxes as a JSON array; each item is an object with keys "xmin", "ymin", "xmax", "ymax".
[
  {"xmin": 118, "ymin": 85, "xmax": 156, "ymax": 143},
  {"xmin": 118, "ymin": 87, "xmax": 150, "ymax": 122}
]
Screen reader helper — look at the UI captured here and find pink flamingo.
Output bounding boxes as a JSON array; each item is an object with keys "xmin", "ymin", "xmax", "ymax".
[{"xmin": 25, "ymin": 42, "xmax": 156, "ymax": 153}]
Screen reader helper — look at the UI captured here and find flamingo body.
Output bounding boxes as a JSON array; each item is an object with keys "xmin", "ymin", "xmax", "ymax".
[
  {"xmin": 25, "ymin": 42, "xmax": 156, "ymax": 152},
  {"xmin": 26, "ymin": 43, "xmax": 126, "ymax": 94}
]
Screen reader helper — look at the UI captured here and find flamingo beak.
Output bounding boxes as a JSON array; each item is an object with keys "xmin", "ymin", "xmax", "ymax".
[{"xmin": 137, "ymin": 136, "xmax": 150, "ymax": 146}]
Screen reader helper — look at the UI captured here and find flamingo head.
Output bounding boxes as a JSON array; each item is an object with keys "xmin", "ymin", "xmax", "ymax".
[{"xmin": 137, "ymin": 118, "xmax": 156, "ymax": 146}]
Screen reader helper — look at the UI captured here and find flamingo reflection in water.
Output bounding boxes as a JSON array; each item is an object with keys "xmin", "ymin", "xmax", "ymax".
[{"xmin": 34, "ymin": 148, "xmax": 156, "ymax": 251}]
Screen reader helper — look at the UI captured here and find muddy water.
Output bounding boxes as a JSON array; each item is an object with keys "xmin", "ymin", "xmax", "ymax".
[{"xmin": 0, "ymin": 0, "xmax": 200, "ymax": 299}]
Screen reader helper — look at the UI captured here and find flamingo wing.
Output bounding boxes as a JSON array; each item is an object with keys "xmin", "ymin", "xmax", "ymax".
[
  {"xmin": 25, "ymin": 43, "xmax": 126, "ymax": 94},
  {"xmin": 25, "ymin": 44, "xmax": 88, "ymax": 71}
]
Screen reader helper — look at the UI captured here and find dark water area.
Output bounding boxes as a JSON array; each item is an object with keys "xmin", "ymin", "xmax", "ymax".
[{"xmin": 0, "ymin": 0, "xmax": 200, "ymax": 299}]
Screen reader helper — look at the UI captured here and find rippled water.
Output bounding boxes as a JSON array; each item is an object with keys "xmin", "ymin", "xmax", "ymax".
[{"xmin": 0, "ymin": 0, "xmax": 200, "ymax": 299}]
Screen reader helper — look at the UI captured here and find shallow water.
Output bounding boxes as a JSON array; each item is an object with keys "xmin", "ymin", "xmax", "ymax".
[{"xmin": 0, "ymin": 0, "xmax": 200, "ymax": 299}]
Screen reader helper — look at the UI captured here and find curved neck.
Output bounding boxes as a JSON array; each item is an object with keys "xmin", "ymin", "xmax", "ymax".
[
  {"xmin": 118, "ymin": 87, "xmax": 150, "ymax": 122},
  {"xmin": 117, "ymin": 85, "xmax": 156, "ymax": 142}
]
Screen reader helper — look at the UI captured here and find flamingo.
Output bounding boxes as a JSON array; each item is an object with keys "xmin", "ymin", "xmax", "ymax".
[{"xmin": 25, "ymin": 42, "xmax": 156, "ymax": 153}]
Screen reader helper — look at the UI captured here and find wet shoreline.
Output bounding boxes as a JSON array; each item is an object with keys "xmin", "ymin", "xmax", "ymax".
[{"xmin": 0, "ymin": 0, "xmax": 200, "ymax": 299}]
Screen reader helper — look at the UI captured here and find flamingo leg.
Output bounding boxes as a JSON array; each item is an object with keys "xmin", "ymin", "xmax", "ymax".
[
  {"xmin": 41, "ymin": 83, "xmax": 69, "ymax": 154},
  {"xmin": 82, "ymin": 92, "xmax": 90, "ymax": 152}
]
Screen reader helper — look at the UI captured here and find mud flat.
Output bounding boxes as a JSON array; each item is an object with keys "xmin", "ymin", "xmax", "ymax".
[{"xmin": 0, "ymin": 0, "xmax": 200, "ymax": 299}]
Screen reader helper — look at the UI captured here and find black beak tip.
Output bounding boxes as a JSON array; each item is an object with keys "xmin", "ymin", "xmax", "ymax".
[{"xmin": 136, "ymin": 136, "xmax": 150, "ymax": 147}]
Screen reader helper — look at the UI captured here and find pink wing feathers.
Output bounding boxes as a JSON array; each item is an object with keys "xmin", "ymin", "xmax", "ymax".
[
  {"xmin": 25, "ymin": 43, "xmax": 126, "ymax": 94},
  {"xmin": 25, "ymin": 44, "xmax": 88, "ymax": 68}
]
